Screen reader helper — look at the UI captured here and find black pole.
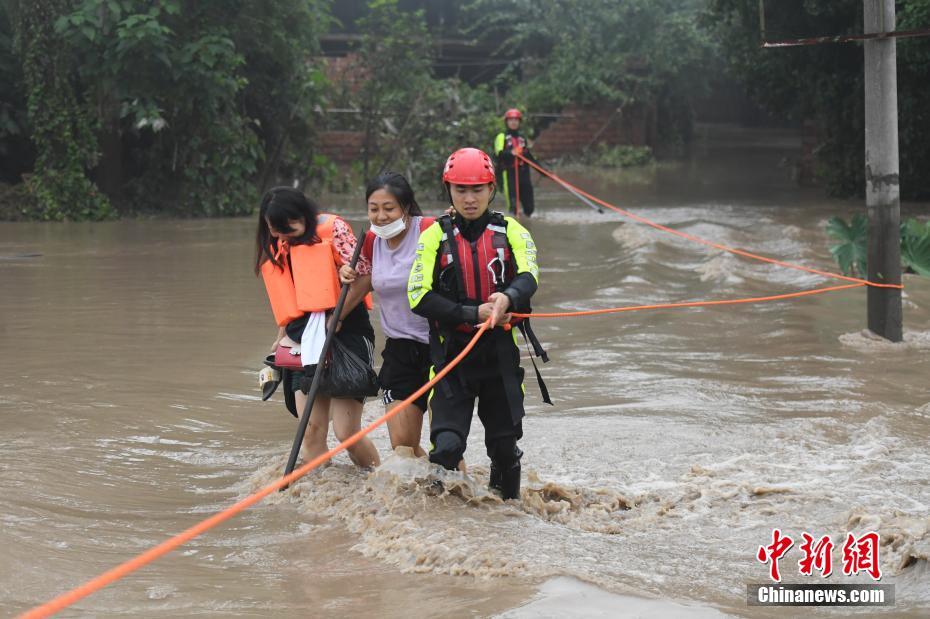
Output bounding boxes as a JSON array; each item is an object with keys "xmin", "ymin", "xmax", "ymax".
[{"xmin": 282, "ymin": 225, "xmax": 367, "ymax": 484}]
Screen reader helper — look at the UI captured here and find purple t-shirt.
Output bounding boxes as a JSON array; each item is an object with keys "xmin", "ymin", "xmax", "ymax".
[{"xmin": 370, "ymin": 216, "xmax": 431, "ymax": 344}]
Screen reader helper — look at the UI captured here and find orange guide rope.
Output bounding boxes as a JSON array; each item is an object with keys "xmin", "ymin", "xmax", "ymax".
[
  {"xmin": 22, "ymin": 158, "xmax": 890, "ymax": 617},
  {"xmin": 512, "ymin": 283, "xmax": 866, "ymax": 319},
  {"xmin": 19, "ymin": 322, "xmax": 490, "ymax": 619},
  {"xmin": 516, "ymin": 153, "xmax": 902, "ymax": 290}
]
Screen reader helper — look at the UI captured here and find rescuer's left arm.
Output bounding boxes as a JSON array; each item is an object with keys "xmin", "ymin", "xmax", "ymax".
[{"xmin": 501, "ymin": 217, "xmax": 539, "ymax": 312}]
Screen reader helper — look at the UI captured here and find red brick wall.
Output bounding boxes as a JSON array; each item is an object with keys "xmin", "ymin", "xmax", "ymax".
[
  {"xmin": 322, "ymin": 53, "xmax": 368, "ymax": 95},
  {"xmin": 316, "ymin": 131, "xmax": 364, "ymax": 165},
  {"xmin": 532, "ymin": 103, "xmax": 656, "ymax": 159}
]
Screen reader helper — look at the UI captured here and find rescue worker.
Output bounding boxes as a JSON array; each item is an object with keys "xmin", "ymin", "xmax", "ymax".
[
  {"xmin": 494, "ymin": 108, "xmax": 539, "ymax": 217},
  {"xmin": 255, "ymin": 187, "xmax": 380, "ymax": 469},
  {"xmin": 408, "ymin": 148, "xmax": 549, "ymax": 500}
]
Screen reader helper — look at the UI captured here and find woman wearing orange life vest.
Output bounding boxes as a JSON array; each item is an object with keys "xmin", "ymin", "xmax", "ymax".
[{"xmin": 255, "ymin": 187, "xmax": 379, "ymax": 468}]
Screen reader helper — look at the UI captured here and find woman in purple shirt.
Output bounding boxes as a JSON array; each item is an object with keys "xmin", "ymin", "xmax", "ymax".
[{"xmin": 340, "ymin": 172, "xmax": 435, "ymax": 458}]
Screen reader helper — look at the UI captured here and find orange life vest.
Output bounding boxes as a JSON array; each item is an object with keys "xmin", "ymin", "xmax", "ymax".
[{"xmin": 261, "ymin": 214, "xmax": 370, "ymax": 326}]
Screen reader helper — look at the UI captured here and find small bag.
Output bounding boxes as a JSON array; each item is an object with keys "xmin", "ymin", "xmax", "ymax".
[{"xmin": 319, "ymin": 337, "xmax": 380, "ymax": 399}]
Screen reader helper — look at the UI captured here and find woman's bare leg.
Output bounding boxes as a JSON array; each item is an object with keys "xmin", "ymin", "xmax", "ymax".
[
  {"xmin": 385, "ymin": 401, "xmax": 426, "ymax": 457},
  {"xmin": 295, "ymin": 390, "xmax": 331, "ymax": 461},
  {"xmin": 331, "ymin": 398, "xmax": 380, "ymax": 468}
]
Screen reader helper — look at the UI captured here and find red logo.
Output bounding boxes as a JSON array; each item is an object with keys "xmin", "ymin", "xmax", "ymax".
[
  {"xmin": 842, "ymin": 532, "xmax": 882, "ymax": 580},
  {"xmin": 757, "ymin": 528, "xmax": 794, "ymax": 582},
  {"xmin": 798, "ymin": 533, "xmax": 834, "ymax": 577},
  {"xmin": 757, "ymin": 530, "xmax": 881, "ymax": 582}
]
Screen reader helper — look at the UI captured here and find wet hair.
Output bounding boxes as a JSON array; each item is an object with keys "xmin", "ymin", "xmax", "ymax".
[
  {"xmin": 365, "ymin": 171, "xmax": 423, "ymax": 216},
  {"xmin": 254, "ymin": 186, "xmax": 320, "ymax": 275}
]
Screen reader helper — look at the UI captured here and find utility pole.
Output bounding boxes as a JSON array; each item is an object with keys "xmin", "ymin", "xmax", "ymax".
[{"xmin": 863, "ymin": 0, "xmax": 903, "ymax": 342}]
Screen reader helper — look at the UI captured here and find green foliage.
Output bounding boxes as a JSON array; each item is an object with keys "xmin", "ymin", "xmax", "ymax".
[
  {"xmin": 0, "ymin": 4, "xmax": 32, "ymax": 181},
  {"xmin": 0, "ymin": 180, "xmax": 38, "ymax": 220},
  {"xmin": 334, "ymin": 0, "xmax": 500, "ymax": 193},
  {"xmin": 826, "ymin": 214, "xmax": 868, "ymax": 276},
  {"xmin": 901, "ymin": 218, "xmax": 930, "ymax": 276},
  {"xmin": 353, "ymin": 0, "xmax": 435, "ymax": 179},
  {"xmin": 54, "ymin": 0, "xmax": 265, "ymax": 215},
  {"xmin": 2, "ymin": 0, "xmax": 331, "ymax": 219},
  {"xmin": 826, "ymin": 214, "xmax": 930, "ymax": 277},
  {"xmin": 574, "ymin": 144, "xmax": 654, "ymax": 168},
  {"xmin": 705, "ymin": 0, "xmax": 930, "ymax": 200},
  {"xmin": 468, "ymin": 0, "xmax": 715, "ymax": 145},
  {"xmin": 16, "ymin": 0, "xmax": 113, "ymax": 221}
]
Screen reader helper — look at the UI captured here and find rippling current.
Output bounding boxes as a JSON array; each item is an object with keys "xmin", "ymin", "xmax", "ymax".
[{"xmin": 2, "ymin": 125, "xmax": 929, "ymax": 617}]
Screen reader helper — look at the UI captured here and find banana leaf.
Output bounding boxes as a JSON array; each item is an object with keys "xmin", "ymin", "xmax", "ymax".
[
  {"xmin": 826, "ymin": 214, "xmax": 868, "ymax": 277},
  {"xmin": 901, "ymin": 219, "xmax": 930, "ymax": 277}
]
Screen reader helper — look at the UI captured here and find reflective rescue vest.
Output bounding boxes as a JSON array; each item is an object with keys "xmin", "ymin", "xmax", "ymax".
[
  {"xmin": 435, "ymin": 212, "xmax": 522, "ymax": 332},
  {"xmin": 430, "ymin": 211, "xmax": 551, "ymax": 405}
]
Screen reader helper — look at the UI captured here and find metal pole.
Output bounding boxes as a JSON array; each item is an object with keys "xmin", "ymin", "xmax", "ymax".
[
  {"xmin": 863, "ymin": 0, "xmax": 903, "ymax": 341},
  {"xmin": 283, "ymin": 227, "xmax": 367, "ymax": 483},
  {"xmin": 758, "ymin": 0, "xmax": 767, "ymax": 43}
]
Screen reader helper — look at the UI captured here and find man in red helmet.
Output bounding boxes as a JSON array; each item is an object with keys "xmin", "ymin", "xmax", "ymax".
[
  {"xmin": 494, "ymin": 108, "xmax": 539, "ymax": 217},
  {"xmin": 407, "ymin": 147, "xmax": 550, "ymax": 500}
]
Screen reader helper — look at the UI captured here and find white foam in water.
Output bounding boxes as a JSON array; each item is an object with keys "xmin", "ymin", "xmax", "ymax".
[
  {"xmin": 839, "ymin": 329, "xmax": 930, "ymax": 351},
  {"xmin": 695, "ymin": 253, "xmax": 745, "ymax": 285},
  {"xmin": 496, "ymin": 577, "xmax": 729, "ymax": 618}
]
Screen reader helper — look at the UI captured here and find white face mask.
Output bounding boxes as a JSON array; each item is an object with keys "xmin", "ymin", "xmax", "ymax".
[{"xmin": 370, "ymin": 216, "xmax": 407, "ymax": 240}]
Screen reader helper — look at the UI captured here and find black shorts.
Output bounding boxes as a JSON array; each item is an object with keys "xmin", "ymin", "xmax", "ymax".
[
  {"xmin": 289, "ymin": 331, "xmax": 375, "ymax": 404},
  {"xmin": 379, "ymin": 337, "xmax": 431, "ymax": 412}
]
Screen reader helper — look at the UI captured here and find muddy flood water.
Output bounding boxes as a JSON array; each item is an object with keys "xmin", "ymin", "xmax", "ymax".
[{"xmin": 2, "ymin": 124, "xmax": 929, "ymax": 618}]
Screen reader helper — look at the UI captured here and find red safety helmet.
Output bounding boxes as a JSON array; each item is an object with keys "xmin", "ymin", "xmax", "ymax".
[
  {"xmin": 504, "ymin": 108, "xmax": 522, "ymax": 120},
  {"xmin": 442, "ymin": 147, "xmax": 495, "ymax": 185}
]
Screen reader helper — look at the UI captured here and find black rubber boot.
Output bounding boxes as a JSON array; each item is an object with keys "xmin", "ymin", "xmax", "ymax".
[
  {"xmin": 489, "ymin": 462, "xmax": 503, "ymax": 494},
  {"xmin": 499, "ymin": 461, "xmax": 521, "ymax": 500},
  {"xmin": 489, "ymin": 461, "xmax": 521, "ymax": 500}
]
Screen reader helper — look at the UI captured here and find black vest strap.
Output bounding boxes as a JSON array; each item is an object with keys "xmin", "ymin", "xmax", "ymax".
[
  {"xmin": 428, "ymin": 325, "xmax": 459, "ymax": 398},
  {"xmin": 437, "ymin": 215, "xmax": 468, "ymax": 302},
  {"xmin": 517, "ymin": 320, "xmax": 552, "ymax": 406}
]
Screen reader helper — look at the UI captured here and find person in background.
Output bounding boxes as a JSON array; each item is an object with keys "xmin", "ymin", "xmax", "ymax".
[{"xmin": 494, "ymin": 108, "xmax": 540, "ymax": 217}]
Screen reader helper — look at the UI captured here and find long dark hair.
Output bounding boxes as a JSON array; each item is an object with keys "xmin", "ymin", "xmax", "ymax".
[
  {"xmin": 254, "ymin": 186, "xmax": 320, "ymax": 275},
  {"xmin": 365, "ymin": 171, "xmax": 423, "ymax": 216}
]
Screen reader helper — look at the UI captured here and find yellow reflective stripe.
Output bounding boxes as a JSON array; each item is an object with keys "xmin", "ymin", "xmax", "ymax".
[
  {"xmin": 494, "ymin": 132, "xmax": 506, "ymax": 155},
  {"xmin": 503, "ymin": 216, "xmax": 539, "ymax": 282},
  {"xmin": 408, "ymin": 221, "xmax": 443, "ymax": 309}
]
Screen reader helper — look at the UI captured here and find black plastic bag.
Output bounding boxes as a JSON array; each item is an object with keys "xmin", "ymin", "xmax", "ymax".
[{"xmin": 319, "ymin": 337, "xmax": 380, "ymax": 398}]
